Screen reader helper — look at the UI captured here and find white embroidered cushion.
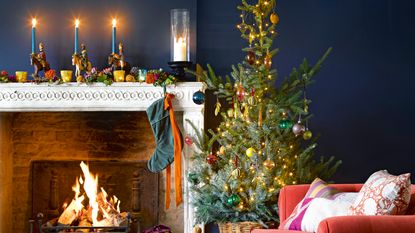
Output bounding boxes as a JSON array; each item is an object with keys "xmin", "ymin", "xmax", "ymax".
[{"xmin": 349, "ymin": 170, "xmax": 411, "ymax": 215}]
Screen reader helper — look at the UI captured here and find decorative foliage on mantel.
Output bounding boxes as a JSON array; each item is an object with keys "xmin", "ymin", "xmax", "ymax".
[{"xmin": 0, "ymin": 68, "xmax": 178, "ymax": 88}]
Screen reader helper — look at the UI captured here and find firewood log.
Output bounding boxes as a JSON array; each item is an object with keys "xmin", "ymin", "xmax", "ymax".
[{"xmin": 58, "ymin": 197, "xmax": 84, "ymax": 225}]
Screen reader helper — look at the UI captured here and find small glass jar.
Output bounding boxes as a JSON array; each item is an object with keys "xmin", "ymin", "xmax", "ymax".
[{"xmin": 138, "ymin": 69, "xmax": 147, "ymax": 82}]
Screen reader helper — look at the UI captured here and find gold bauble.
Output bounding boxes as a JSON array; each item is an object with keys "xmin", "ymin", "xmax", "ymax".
[
  {"xmin": 303, "ymin": 130, "xmax": 313, "ymax": 140},
  {"xmin": 126, "ymin": 74, "xmax": 136, "ymax": 82},
  {"xmin": 263, "ymin": 159, "xmax": 276, "ymax": 169},
  {"xmin": 231, "ymin": 168, "xmax": 241, "ymax": 178},
  {"xmin": 270, "ymin": 13, "xmax": 280, "ymax": 25},
  {"xmin": 246, "ymin": 147, "xmax": 256, "ymax": 157},
  {"xmin": 227, "ymin": 108, "xmax": 234, "ymax": 118},
  {"xmin": 219, "ymin": 146, "xmax": 226, "ymax": 155},
  {"xmin": 193, "ymin": 226, "xmax": 202, "ymax": 233}
]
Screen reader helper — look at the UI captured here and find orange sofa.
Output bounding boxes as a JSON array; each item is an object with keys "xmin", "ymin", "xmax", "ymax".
[{"xmin": 253, "ymin": 184, "xmax": 415, "ymax": 233}]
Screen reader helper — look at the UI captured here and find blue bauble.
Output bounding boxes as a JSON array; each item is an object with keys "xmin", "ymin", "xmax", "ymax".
[{"xmin": 192, "ymin": 91, "xmax": 205, "ymax": 105}]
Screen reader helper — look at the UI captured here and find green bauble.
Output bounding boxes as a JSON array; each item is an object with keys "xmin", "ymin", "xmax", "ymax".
[
  {"xmin": 303, "ymin": 130, "xmax": 313, "ymax": 140},
  {"xmin": 231, "ymin": 194, "xmax": 241, "ymax": 205},
  {"xmin": 279, "ymin": 119, "xmax": 293, "ymax": 129},
  {"xmin": 226, "ymin": 196, "xmax": 235, "ymax": 205}
]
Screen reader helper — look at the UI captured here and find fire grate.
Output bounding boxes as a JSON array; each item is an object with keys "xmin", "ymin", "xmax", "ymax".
[{"xmin": 29, "ymin": 213, "xmax": 131, "ymax": 233}]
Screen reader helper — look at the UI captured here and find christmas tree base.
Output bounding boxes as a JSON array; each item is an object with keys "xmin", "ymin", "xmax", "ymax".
[{"xmin": 217, "ymin": 221, "xmax": 263, "ymax": 233}]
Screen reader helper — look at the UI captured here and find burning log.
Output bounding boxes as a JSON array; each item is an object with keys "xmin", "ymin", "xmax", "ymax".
[{"xmin": 57, "ymin": 196, "xmax": 84, "ymax": 225}]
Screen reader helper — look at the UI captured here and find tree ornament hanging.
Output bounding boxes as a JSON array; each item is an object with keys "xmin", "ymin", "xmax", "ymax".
[
  {"xmin": 264, "ymin": 54, "xmax": 272, "ymax": 69},
  {"xmin": 236, "ymin": 82, "xmax": 246, "ymax": 102},
  {"xmin": 278, "ymin": 119, "xmax": 293, "ymax": 130},
  {"xmin": 184, "ymin": 135, "xmax": 193, "ymax": 145},
  {"xmin": 303, "ymin": 130, "xmax": 313, "ymax": 140},
  {"xmin": 246, "ymin": 50, "xmax": 256, "ymax": 65},
  {"xmin": 263, "ymin": 159, "xmax": 276, "ymax": 169},
  {"xmin": 227, "ymin": 194, "xmax": 241, "ymax": 206},
  {"xmin": 292, "ymin": 122, "xmax": 306, "ymax": 136},
  {"xmin": 192, "ymin": 91, "xmax": 205, "ymax": 105},
  {"xmin": 206, "ymin": 154, "xmax": 218, "ymax": 165},
  {"xmin": 193, "ymin": 226, "xmax": 202, "ymax": 233},
  {"xmin": 227, "ymin": 108, "xmax": 234, "ymax": 118},
  {"xmin": 232, "ymin": 194, "xmax": 241, "ymax": 205},
  {"xmin": 218, "ymin": 146, "xmax": 226, "ymax": 156},
  {"xmin": 226, "ymin": 196, "xmax": 234, "ymax": 205},
  {"xmin": 270, "ymin": 13, "xmax": 279, "ymax": 24},
  {"xmin": 231, "ymin": 168, "xmax": 241, "ymax": 178},
  {"xmin": 246, "ymin": 147, "xmax": 256, "ymax": 157}
]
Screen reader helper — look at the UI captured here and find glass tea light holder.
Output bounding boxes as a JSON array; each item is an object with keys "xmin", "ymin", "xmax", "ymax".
[
  {"xmin": 168, "ymin": 9, "xmax": 192, "ymax": 80},
  {"xmin": 113, "ymin": 70, "xmax": 125, "ymax": 82}
]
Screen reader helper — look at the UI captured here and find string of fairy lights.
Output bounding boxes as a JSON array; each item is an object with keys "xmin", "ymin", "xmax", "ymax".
[{"xmin": 198, "ymin": 0, "xmax": 307, "ymax": 211}]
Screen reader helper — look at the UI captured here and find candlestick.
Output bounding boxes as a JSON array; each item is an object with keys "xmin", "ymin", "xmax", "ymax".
[
  {"xmin": 31, "ymin": 18, "xmax": 37, "ymax": 54},
  {"xmin": 112, "ymin": 19, "xmax": 117, "ymax": 54},
  {"xmin": 74, "ymin": 19, "xmax": 79, "ymax": 54}
]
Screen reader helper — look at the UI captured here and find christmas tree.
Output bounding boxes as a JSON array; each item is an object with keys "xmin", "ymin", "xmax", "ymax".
[{"xmin": 187, "ymin": 0, "xmax": 341, "ymax": 226}]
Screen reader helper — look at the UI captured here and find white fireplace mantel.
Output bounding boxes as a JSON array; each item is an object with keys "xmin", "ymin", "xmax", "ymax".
[
  {"xmin": 0, "ymin": 82, "xmax": 205, "ymax": 233},
  {"xmin": 0, "ymin": 82, "xmax": 204, "ymax": 112}
]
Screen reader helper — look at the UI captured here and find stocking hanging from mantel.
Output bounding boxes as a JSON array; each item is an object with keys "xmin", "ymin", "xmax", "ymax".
[{"xmin": 146, "ymin": 93, "xmax": 183, "ymax": 209}]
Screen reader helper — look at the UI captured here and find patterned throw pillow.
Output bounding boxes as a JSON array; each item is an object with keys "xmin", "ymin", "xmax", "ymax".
[
  {"xmin": 279, "ymin": 178, "xmax": 340, "ymax": 230},
  {"xmin": 349, "ymin": 170, "xmax": 411, "ymax": 215}
]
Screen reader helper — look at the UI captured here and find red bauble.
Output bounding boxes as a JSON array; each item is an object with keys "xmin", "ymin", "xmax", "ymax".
[
  {"xmin": 236, "ymin": 83, "xmax": 245, "ymax": 102},
  {"xmin": 246, "ymin": 51, "xmax": 255, "ymax": 65},
  {"xmin": 206, "ymin": 154, "xmax": 218, "ymax": 165},
  {"xmin": 184, "ymin": 136, "xmax": 193, "ymax": 145}
]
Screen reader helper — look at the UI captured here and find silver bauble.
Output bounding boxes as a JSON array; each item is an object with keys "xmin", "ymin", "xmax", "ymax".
[{"xmin": 292, "ymin": 123, "xmax": 305, "ymax": 136}]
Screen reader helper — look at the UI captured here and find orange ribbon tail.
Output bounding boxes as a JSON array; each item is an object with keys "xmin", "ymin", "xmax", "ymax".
[{"xmin": 164, "ymin": 93, "xmax": 183, "ymax": 209}]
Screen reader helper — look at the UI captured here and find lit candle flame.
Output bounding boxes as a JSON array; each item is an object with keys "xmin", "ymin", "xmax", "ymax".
[
  {"xmin": 32, "ymin": 18, "xmax": 37, "ymax": 28},
  {"xmin": 112, "ymin": 18, "xmax": 117, "ymax": 27},
  {"xmin": 75, "ymin": 19, "xmax": 80, "ymax": 27}
]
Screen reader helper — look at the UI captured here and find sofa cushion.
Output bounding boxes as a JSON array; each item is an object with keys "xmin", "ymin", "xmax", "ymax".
[
  {"xmin": 279, "ymin": 178, "xmax": 345, "ymax": 231},
  {"xmin": 349, "ymin": 170, "xmax": 411, "ymax": 215}
]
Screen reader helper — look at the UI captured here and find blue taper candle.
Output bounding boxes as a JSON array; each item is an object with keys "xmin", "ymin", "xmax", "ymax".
[
  {"xmin": 112, "ymin": 19, "xmax": 117, "ymax": 53},
  {"xmin": 31, "ymin": 18, "xmax": 36, "ymax": 54},
  {"xmin": 74, "ymin": 19, "xmax": 79, "ymax": 53}
]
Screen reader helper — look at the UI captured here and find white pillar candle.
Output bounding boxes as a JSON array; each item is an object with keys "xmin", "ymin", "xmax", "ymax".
[{"xmin": 173, "ymin": 37, "xmax": 187, "ymax": 61}]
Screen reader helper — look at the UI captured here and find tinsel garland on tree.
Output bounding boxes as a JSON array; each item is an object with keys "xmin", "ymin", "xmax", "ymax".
[{"xmin": 187, "ymin": 0, "xmax": 341, "ymax": 227}]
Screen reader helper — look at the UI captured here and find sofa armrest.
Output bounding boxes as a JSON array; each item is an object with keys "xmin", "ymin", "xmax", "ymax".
[{"xmin": 317, "ymin": 215, "xmax": 415, "ymax": 233}]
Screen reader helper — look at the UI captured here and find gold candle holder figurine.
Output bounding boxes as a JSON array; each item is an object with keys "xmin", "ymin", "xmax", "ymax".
[
  {"xmin": 60, "ymin": 70, "xmax": 73, "ymax": 82},
  {"xmin": 15, "ymin": 71, "xmax": 28, "ymax": 83},
  {"xmin": 113, "ymin": 70, "xmax": 125, "ymax": 82}
]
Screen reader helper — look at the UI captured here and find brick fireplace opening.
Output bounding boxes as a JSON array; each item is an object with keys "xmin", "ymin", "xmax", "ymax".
[
  {"xmin": 0, "ymin": 112, "xmax": 184, "ymax": 233},
  {"xmin": 0, "ymin": 82, "xmax": 204, "ymax": 233}
]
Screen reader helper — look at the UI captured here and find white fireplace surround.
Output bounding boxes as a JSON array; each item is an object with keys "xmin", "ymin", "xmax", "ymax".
[{"xmin": 0, "ymin": 82, "xmax": 204, "ymax": 233}]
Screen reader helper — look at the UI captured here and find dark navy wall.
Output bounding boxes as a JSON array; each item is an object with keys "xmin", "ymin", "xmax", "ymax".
[
  {"xmin": 0, "ymin": 0, "xmax": 414, "ymax": 184},
  {"xmin": 197, "ymin": 0, "xmax": 415, "ymax": 183},
  {"xmin": 0, "ymin": 0, "xmax": 196, "ymax": 72}
]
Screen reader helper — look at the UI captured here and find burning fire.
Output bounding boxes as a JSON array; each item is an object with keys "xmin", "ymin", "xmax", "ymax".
[{"xmin": 57, "ymin": 161, "xmax": 127, "ymax": 229}]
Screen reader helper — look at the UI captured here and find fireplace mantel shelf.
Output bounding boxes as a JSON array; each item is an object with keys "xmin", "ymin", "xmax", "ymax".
[{"xmin": 0, "ymin": 82, "xmax": 204, "ymax": 112}]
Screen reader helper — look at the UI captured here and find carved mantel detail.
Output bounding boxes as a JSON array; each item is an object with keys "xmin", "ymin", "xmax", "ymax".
[{"xmin": 0, "ymin": 82, "xmax": 203, "ymax": 112}]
